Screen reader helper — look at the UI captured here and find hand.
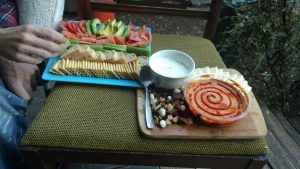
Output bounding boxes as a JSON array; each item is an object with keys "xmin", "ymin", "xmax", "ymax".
[
  {"xmin": 0, "ymin": 56, "xmax": 40, "ymax": 102},
  {"xmin": 0, "ymin": 24, "xmax": 67, "ymax": 64}
]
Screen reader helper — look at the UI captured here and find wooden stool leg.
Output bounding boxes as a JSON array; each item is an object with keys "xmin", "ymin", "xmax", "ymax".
[
  {"xmin": 40, "ymin": 158, "xmax": 56, "ymax": 169},
  {"xmin": 23, "ymin": 150, "xmax": 44, "ymax": 169}
]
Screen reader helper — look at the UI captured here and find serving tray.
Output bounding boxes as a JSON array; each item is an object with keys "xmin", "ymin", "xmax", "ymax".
[
  {"xmin": 136, "ymin": 69, "xmax": 267, "ymax": 139},
  {"xmin": 42, "ymin": 27, "xmax": 151, "ymax": 88},
  {"xmin": 43, "ymin": 57, "xmax": 143, "ymax": 88}
]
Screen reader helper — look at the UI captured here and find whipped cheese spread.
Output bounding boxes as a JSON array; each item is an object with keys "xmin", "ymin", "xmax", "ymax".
[{"xmin": 151, "ymin": 57, "xmax": 190, "ymax": 78}]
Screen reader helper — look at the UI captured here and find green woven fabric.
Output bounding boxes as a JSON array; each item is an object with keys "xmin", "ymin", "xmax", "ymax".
[{"xmin": 21, "ymin": 34, "xmax": 268, "ymax": 155}]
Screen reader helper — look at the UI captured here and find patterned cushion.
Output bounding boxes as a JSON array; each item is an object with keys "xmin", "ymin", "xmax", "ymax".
[{"xmin": 21, "ymin": 34, "xmax": 268, "ymax": 155}]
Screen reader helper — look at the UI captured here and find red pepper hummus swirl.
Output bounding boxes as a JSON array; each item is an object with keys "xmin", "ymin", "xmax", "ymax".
[{"xmin": 185, "ymin": 78, "xmax": 249, "ymax": 125}]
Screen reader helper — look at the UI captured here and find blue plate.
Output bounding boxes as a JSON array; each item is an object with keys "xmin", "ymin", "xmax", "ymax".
[{"xmin": 42, "ymin": 27, "xmax": 151, "ymax": 88}]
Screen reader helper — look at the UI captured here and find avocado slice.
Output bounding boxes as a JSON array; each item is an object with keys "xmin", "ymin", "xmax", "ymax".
[
  {"xmin": 104, "ymin": 24, "xmax": 115, "ymax": 35},
  {"xmin": 111, "ymin": 19, "xmax": 117, "ymax": 28},
  {"xmin": 85, "ymin": 20, "xmax": 92, "ymax": 35},
  {"xmin": 122, "ymin": 26, "xmax": 131, "ymax": 37},
  {"xmin": 97, "ymin": 22, "xmax": 108, "ymax": 35},
  {"xmin": 115, "ymin": 24, "xmax": 125, "ymax": 36},
  {"xmin": 116, "ymin": 21, "xmax": 123, "ymax": 29},
  {"xmin": 91, "ymin": 18, "xmax": 101, "ymax": 35}
]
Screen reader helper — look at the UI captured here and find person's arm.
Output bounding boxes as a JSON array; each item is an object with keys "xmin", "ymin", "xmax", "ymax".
[
  {"xmin": 0, "ymin": 24, "xmax": 67, "ymax": 101},
  {"xmin": 0, "ymin": 25, "xmax": 66, "ymax": 64},
  {"xmin": 0, "ymin": 56, "xmax": 39, "ymax": 102}
]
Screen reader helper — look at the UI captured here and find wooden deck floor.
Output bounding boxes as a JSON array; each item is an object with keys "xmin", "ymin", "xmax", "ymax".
[{"xmin": 259, "ymin": 101, "xmax": 300, "ymax": 169}]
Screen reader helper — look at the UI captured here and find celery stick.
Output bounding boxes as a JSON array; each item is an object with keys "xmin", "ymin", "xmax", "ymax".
[
  {"xmin": 126, "ymin": 46, "xmax": 151, "ymax": 56},
  {"xmin": 89, "ymin": 44, "xmax": 103, "ymax": 51},
  {"xmin": 69, "ymin": 39, "xmax": 79, "ymax": 44},
  {"xmin": 103, "ymin": 44, "xmax": 127, "ymax": 52}
]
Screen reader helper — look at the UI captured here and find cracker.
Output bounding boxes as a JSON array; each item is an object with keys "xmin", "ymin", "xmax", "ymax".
[
  {"xmin": 115, "ymin": 64, "xmax": 125, "ymax": 79},
  {"xmin": 126, "ymin": 63, "xmax": 135, "ymax": 80},
  {"xmin": 110, "ymin": 63, "xmax": 120, "ymax": 79},
  {"xmin": 60, "ymin": 59, "xmax": 71, "ymax": 75}
]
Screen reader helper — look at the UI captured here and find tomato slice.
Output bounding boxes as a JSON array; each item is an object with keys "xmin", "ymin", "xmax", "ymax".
[
  {"xmin": 59, "ymin": 21, "xmax": 68, "ymax": 31},
  {"xmin": 65, "ymin": 22, "xmax": 75, "ymax": 33},
  {"xmin": 79, "ymin": 20, "xmax": 86, "ymax": 34}
]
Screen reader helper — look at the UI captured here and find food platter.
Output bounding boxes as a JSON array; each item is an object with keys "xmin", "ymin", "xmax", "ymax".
[
  {"xmin": 136, "ymin": 69, "xmax": 267, "ymax": 139},
  {"xmin": 42, "ymin": 18, "xmax": 152, "ymax": 88}
]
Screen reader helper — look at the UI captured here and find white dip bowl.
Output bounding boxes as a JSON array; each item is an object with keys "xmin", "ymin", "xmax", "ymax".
[{"xmin": 149, "ymin": 50, "xmax": 195, "ymax": 89}]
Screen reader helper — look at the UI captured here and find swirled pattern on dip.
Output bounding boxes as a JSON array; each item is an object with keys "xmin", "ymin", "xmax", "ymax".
[{"xmin": 185, "ymin": 79, "xmax": 249, "ymax": 125}]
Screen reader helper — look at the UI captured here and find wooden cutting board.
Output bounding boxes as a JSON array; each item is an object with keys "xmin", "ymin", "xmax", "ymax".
[{"xmin": 136, "ymin": 69, "xmax": 267, "ymax": 139}]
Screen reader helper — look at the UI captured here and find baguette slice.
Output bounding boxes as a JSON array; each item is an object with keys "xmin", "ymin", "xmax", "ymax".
[
  {"xmin": 116, "ymin": 52, "xmax": 126, "ymax": 64},
  {"xmin": 60, "ymin": 45, "xmax": 84, "ymax": 60},
  {"xmin": 104, "ymin": 50, "xmax": 119, "ymax": 63},
  {"xmin": 82, "ymin": 46, "xmax": 97, "ymax": 61},
  {"xmin": 136, "ymin": 56, "xmax": 148, "ymax": 76},
  {"xmin": 96, "ymin": 51, "xmax": 106, "ymax": 62},
  {"xmin": 124, "ymin": 53, "xmax": 137, "ymax": 63}
]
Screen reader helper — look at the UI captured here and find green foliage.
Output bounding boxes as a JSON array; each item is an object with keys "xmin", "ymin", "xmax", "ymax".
[{"xmin": 218, "ymin": 0, "xmax": 300, "ymax": 116}]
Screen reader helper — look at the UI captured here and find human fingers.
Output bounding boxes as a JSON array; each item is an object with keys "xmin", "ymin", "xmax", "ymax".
[
  {"xmin": 15, "ymin": 43, "xmax": 53, "ymax": 61},
  {"xmin": 22, "ymin": 25, "xmax": 67, "ymax": 44},
  {"xmin": 7, "ymin": 51, "xmax": 44, "ymax": 64},
  {"xmin": 11, "ymin": 82, "xmax": 33, "ymax": 102},
  {"xmin": 18, "ymin": 32, "xmax": 63, "ymax": 54}
]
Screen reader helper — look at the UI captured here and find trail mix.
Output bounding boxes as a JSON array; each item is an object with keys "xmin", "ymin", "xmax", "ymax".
[{"xmin": 149, "ymin": 86, "xmax": 196, "ymax": 128}]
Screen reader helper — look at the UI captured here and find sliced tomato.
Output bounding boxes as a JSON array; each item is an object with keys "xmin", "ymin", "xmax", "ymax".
[
  {"xmin": 65, "ymin": 22, "xmax": 75, "ymax": 34},
  {"xmin": 128, "ymin": 24, "xmax": 137, "ymax": 31},
  {"xmin": 59, "ymin": 21, "xmax": 68, "ymax": 31},
  {"xmin": 74, "ymin": 22, "xmax": 83, "ymax": 34},
  {"xmin": 71, "ymin": 22, "xmax": 78, "ymax": 34},
  {"xmin": 126, "ymin": 41, "xmax": 143, "ymax": 47},
  {"xmin": 79, "ymin": 20, "xmax": 86, "ymax": 34},
  {"xmin": 88, "ymin": 34, "xmax": 97, "ymax": 38}
]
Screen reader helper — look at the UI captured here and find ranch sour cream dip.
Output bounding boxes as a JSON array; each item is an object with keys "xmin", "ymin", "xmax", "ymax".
[{"xmin": 151, "ymin": 57, "xmax": 190, "ymax": 78}]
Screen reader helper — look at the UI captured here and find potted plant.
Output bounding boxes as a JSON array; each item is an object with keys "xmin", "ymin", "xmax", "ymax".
[{"xmin": 218, "ymin": 0, "xmax": 300, "ymax": 117}]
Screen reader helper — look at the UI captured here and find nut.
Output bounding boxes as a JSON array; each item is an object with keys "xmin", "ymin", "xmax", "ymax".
[
  {"xmin": 167, "ymin": 103, "xmax": 173, "ymax": 111},
  {"xmin": 173, "ymin": 116, "xmax": 179, "ymax": 123},
  {"xmin": 174, "ymin": 88, "xmax": 181, "ymax": 93},
  {"xmin": 166, "ymin": 119, "xmax": 172, "ymax": 125},
  {"xmin": 175, "ymin": 104, "xmax": 181, "ymax": 110},
  {"xmin": 180, "ymin": 105, "xmax": 186, "ymax": 111},
  {"xmin": 153, "ymin": 115, "xmax": 159, "ymax": 124},
  {"xmin": 154, "ymin": 104, "xmax": 162, "ymax": 111},
  {"xmin": 159, "ymin": 97, "xmax": 166, "ymax": 102},
  {"xmin": 149, "ymin": 93, "xmax": 155, "ymax": 100},
  {"xmin": 150, "ymin": 99, "xmax": 157, "ymax": 106},
  {"xmin": 167, "ymin": 115, "xmax": 173, "ymax": 120},
  {"xmin": 159, "ymin": 120, "xmax": 167, "ymax": 128},
  {"xmin": 173, "ymin": 100, "xmax": 180, "ymax": 105},
  {"xmin": 158, "ymin": 108, "xmax": 166, "ymax": 117}
]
